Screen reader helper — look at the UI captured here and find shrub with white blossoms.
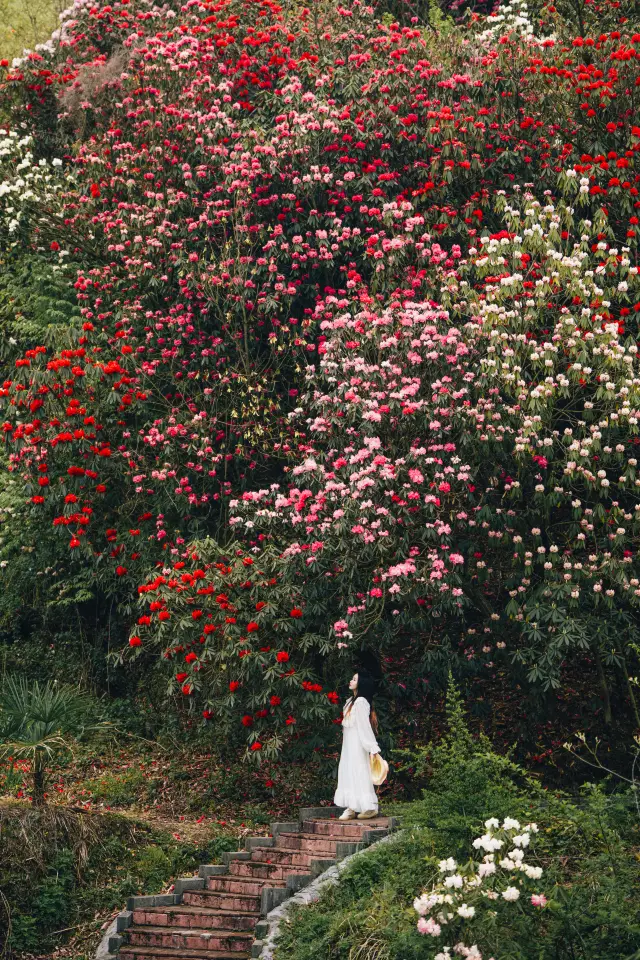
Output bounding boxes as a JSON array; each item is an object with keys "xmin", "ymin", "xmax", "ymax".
[
  {"xmin": 478, "ymin": 0, "xmax": 549, "ymax": 47},
  {"xmin": 413, "ymin": 818, "xmax": 546, "ymax": 960},
  {"xmin": 0, "ymin": 130, "xmax": 67, "ymax": 245}
]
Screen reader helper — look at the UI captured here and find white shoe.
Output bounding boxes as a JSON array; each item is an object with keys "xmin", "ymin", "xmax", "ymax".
[
  {"xmin": 338, "ymin": 808, "xmax": 357, "ymax": 820},
  {"xmin": 357, "ymin": 810, "xmax": 378, "ymax": 820}
]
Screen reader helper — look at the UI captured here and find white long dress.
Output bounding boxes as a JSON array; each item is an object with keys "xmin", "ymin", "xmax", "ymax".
[{"xmin": 334, "ymin": 696, "xmax": 380, "ymax": 814}]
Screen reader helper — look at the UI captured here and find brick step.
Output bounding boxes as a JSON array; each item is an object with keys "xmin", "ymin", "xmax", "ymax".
[
  {"xmin": 301, "ymin": 818, "xmax": 388, "ymax": 837},
  {"xmin": 126, "ymin": 926, "xmax": 252, "ymax": 952},
  {"xmin": 227, "ymin": 860, "xmax": 309, "ymax": 881},
  {"xmin": 206, "ymin": 875, "xmax": 286, "ymax": 895},
  {"xmin": 182, "ymin": 890, "xmax": 261, "ymax": 914},
  {"xmin": 249, "ymin": 848, "xmax": 315, "ymax": 867},
  {"xmin": 274, "ymin": 833, "xmax": 342, "ymax": 854},
  {"xmin": 131, "ymin": 906, "xmax": 258, "ymax": 931},
  {"xmin": 119, "ymin": 947, "xmax": 246, "ymax": 960}
]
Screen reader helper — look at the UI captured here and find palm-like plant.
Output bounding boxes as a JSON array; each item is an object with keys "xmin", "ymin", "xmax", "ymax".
[{"xmin": 0, "ymin": 677, "xmax": 107, "ymax": 805}]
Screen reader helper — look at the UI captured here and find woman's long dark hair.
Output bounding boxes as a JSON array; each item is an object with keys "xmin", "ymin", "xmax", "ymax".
[{"xmin": 345, "ymin": 669, "xmax": 379, "ymax": 734}]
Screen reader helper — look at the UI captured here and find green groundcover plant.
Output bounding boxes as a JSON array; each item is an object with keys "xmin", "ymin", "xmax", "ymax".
[{"xmin": 273, "ymin": 682, "xmax": 640, "ymax": 960}]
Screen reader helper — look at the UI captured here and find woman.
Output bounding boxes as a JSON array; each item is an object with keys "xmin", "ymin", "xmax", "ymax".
[{"xmin": 334, "ymin": 670, "xmax": 381, "ymax": 820}]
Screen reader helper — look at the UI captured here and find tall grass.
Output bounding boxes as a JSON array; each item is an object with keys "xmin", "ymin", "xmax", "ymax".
[{"xmin": 0, "ymin": 0, "xmax": 63, "ymax": 62}]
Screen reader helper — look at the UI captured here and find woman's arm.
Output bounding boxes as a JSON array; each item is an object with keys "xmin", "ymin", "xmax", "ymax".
[{"xmin": 354, "ymin": 698, "xmax": 380, "ymax": 754}]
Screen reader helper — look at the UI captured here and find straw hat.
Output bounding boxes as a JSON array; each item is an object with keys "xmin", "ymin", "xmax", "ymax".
[{"xmin": 370, "ymin": 753, "xmax": 389, "ymax": 786}]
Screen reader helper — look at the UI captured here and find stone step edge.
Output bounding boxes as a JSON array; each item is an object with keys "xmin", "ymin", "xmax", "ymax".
[
  {"xmin": 250, "ymin": 823, "xmax": 403, "ymax": 960},
  {"xmin": 97, "ymin": 811, "xmax": 401, "ymax": 959}
]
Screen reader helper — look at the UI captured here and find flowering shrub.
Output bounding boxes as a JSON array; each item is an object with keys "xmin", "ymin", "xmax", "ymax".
[
  {"xmin": 413, "ymin": 818, "xmax": 545, "ymax": 959},
  {"xmin": 226, "ymin": 194, "xmax": 640, "ymax": 698},
  {"xmin": 1, "ymin": 0, "xmax": 640, "ymax": 751},
  {"xmin": 0, "ymin": 128, "xmax": 67, "ymax": 241},
  {"xmin": 125, "ymin": 541, "xmax": 340, "ymax": 759}
]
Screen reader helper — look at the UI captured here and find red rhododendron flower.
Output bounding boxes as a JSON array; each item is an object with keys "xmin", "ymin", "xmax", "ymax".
[
  {"xmin": 270, "ymin": 695, "xmax": 281, "ymax": 706},
  {"xmin": 276, "ymin": 651, "xmax": 289, "ymax": 663},
  {"xmin": 229, "ymin": 680, "xmax": 240, "ymax": 692},
  {"xmin": 290, "ymin": 608, "xmax": 303, "ymax": 618},
  {"xmin": 129, "ymin": 636, "xmax": 141, "ymax": 647},
  {"xmin": 247, "ymin": 621, "xmax": 259, "ymax": 632},
  {"xmin": 241, "ymin": 715, "xmax": 253, "ymax": 727}
]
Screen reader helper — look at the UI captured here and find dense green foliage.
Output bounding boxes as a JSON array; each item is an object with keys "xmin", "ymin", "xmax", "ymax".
[{"xmin": 0, "ymin": 676, "xmax": 107, "ymax": 804}]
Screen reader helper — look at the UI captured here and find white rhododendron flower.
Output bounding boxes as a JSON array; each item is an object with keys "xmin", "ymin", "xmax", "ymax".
[
  {"xmin": 502, "ymin": 818, "xmax": 521, "ymax": 831},
  {"xmin": 502, "ymin": 886, "xmax": 520, "ymax": 901},
  {"xmin": 413, "ymin": 817, "xmax": 545, "ymax": 949}
]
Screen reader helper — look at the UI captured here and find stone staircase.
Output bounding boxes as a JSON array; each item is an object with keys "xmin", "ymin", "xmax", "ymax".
[{"xmin": 109, "ymin": 808, "xmax": 397, "ymax": 960}]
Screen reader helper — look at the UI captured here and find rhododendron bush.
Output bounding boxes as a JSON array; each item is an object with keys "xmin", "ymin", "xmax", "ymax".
[
  {"xmin": 412, "ymin": 817, "xmax": 545, "ymax": 959},
  {"xmin": 1, "ymin": 0, "xmax": 640, "ymax": 755},
  {"xmin": 229, "ymin": 198, "xmax": 640, "ymax": 681}
]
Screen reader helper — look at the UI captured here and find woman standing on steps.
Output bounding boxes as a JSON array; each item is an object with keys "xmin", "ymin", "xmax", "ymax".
[{"xmin": 334, "ymin": 670, "xmax": 381, "ymax": 821}]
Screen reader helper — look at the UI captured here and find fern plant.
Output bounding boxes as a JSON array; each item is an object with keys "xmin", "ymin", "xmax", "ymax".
[{"xmin": 0, "ymin": 254, "xmax": 83, "ymax": 358}]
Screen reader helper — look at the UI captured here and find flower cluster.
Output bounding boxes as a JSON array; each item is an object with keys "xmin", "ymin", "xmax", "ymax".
[
  {"xmin": 413, "ymin": 818, "xmax": 546, "ymax": 959},
  {"xmin": 228, "ymin": 194, "xmax": 640, "ymax": 691},
  {"xmin": 0, "ymin": 129, "xmax": 67, "ymax": 240}
]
